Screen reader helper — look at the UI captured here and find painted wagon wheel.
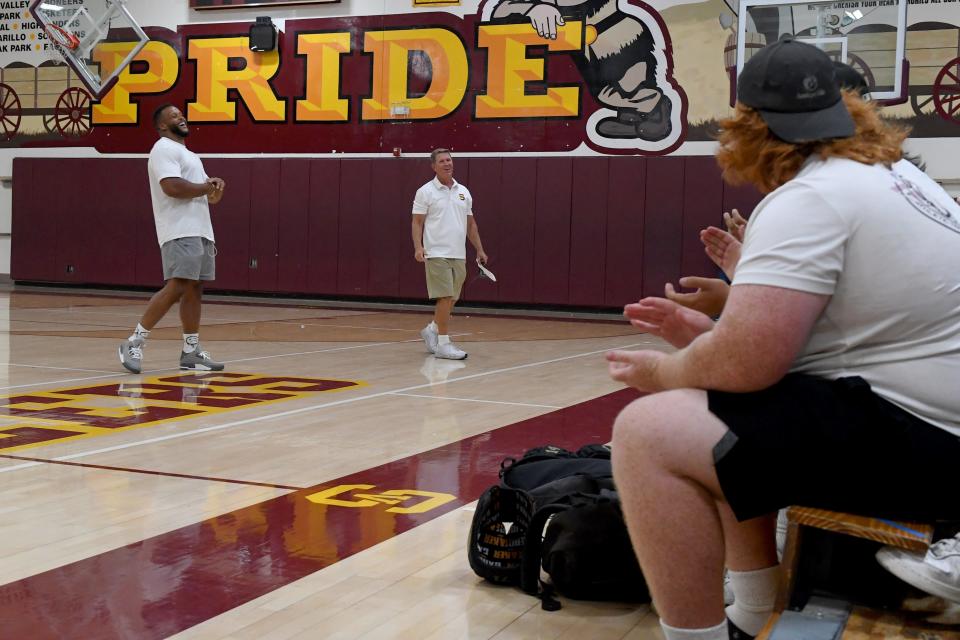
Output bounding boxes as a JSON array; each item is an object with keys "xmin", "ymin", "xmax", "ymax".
[
  {"xmin": 844, "ymin": 52, "xmax": 875, "ymax": 89},
  {"xmin": 910, "ymin": 93, "xmax": 936, "ymax": 116},
  {"xmin": 932, "ymin": 56, "xmax": 960, "ymax": 125},
  {"xmin": 826, "ymin": 51, "xmax": 875, "ymax": 89},
  {"xmin": 43, "ymin": 112, "xmax": 58, "ymax": 134},
  {"xmin": 0, "ymin": 83, "xmax": 22, "ymax": 141},
  {"xmin": 54, "ymin": 87, "xmax": 93, "ymax": 138}
]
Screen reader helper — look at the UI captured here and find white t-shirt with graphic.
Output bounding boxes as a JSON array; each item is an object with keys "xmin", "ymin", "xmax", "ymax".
[
  {"xmin": 734, "ymin": 157, "xmax": 960, "ymax": 437},
  {"xmin": 147, "ymin": 137, "xmax": 215, "ymax": 246},
  {"xmin": 412, "ymin": 177, "xmax": 473, "ymax": 260}
]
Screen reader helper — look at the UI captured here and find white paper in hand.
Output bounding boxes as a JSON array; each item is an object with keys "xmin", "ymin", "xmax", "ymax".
[{"xmin": 477, "ymin": 260, "xmax": 497, "ymax": 282}]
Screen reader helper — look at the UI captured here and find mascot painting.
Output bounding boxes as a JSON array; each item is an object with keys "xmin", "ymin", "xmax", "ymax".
[{"xmin": 483, "ymin": 0, "xmax": 686, "ymax": 152}]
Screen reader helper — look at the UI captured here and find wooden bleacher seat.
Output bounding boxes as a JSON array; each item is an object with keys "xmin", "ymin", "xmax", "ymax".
[
  {"xmin": 756, "ymin": 507, "xmax": 960, "ymax": 639},
  {"xmin": 777, "ymin": 506, "xmax": 935, "ymax": 611}
]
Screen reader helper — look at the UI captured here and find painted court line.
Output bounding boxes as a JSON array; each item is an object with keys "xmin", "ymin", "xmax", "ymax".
[
  {"xmin": 390, "ymin": 392, "xmax": 561, "ymax": 409},
  {"xmin": 0, "ymin": 342, "xmax": 645, "ymax": 475},
  {"xmin": 219, "ymin": 332, "xmax": 470, "ymax": 364},
  {"xmin": 273, "ymin": 320, "xmax": 421, "ymax": 332},
  {"xmin": 0, "ymin": 372, "xmax": 142, "ymax": 392},
  {"xmin": 7, "ymin": 363, "xmax": 119, "ymax": 375},
  {"xmin": 19, "ymin": 307, "xmax": 381, "ymax": 323},
  {"xmin": 0, "ymin": 389, "xmax": 636, "ymax": 639},
  {"xmin": 0, "ymin": 335, "xmax": 440, "ymax": 391},
  {"xmin": 0, "ymin": 454, "xmax": 305, "ymax": 491}
]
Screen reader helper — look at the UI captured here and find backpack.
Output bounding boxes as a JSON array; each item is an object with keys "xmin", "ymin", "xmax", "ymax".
[{"xmin": 467, "ymin": 444, "xmax": 650, "ymax": 610}]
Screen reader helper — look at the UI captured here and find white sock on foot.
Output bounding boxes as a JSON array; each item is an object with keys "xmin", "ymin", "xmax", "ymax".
[
  {"xmin": 183, "ymin": 333, "xmax": 199, "ymax": 354},
  {"xmin": 438, "ymin": 335, "xmax": 450, "ymax": 346},
  {"xmin": 660, "ymin": 619, "xmax": 728, "ymax": 640},
  {"xmin": 130, "ymin": 323, "xmax": 150, "ymax": 342},
  {"xmin": 725, "ymin": 565, "xmax": 779, "ymax": 636}
]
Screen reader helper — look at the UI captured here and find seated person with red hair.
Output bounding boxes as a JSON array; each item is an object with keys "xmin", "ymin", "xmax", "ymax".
[{"xmin": 608, "ymin": 37, "xmax": 960, "ymax": 640}]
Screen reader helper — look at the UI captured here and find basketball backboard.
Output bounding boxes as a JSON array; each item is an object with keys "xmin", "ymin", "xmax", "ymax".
[
  {"xmin": 735, "ymin": 0, "xmax": 908, "ymax": 102},
  {"xmin": 28, "ymin": 0, "xmax": 149, "ymax": 99}
]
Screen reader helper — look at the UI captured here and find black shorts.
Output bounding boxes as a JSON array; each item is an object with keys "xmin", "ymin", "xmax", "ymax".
[{"xmin": 709, "ymin": 374, "xmax": 960, "ymax": 523}]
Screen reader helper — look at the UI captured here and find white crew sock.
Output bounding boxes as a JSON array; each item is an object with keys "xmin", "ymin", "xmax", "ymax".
[
  {"xmin": 129, "ymin": 323, "xmax": 150, "ymax": 342},
  {"xmin": 725, "ymin": 565, "xmax": 780, "ymax": 636},
  {"xmin": 775, "ymin": 509, "xmax": 788, "ymax": 559},
  {"xmin": 660, "ymin": 619, "xmax": 728, "ymax": 640},
  {"xmin": 183, "ymin": 333, "xmax": 200, "ymax": 354},
  {"xmin": 438, "ymin": 334, "xmax": 450, "ymax": 346}
]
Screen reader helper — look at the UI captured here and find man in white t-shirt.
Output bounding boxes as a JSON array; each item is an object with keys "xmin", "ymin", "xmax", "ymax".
[
  {"xmin": 118, "ymin": 103, "xmax": 227, "ymax": 374},
  {"xmin": 605, "ymin": 37, "xmax": 960, "ymax": 640},
  {"xmin": 412, "ymin": 149, "xmax": 489, "ymax": 360}
]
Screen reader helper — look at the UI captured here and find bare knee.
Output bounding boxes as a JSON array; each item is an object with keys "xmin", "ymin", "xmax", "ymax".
[
  {"xmin": 612, "ymin": 389, "xmax": 725, "ymax": 481},
  {"xmin": 612, "ymin": 392, "xmax": 679, "ymax": 463},
  {"xmin": 164, "ymin": 278, "xmax": 189, "ymax": 297}
]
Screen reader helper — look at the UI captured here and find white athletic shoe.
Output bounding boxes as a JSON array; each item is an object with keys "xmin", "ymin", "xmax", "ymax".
[
  {"xmin": 420, "ymin": 324, "xmax": 439, "ymax": 354},
  {"xmin": 435, "ymin": 342, "xmax": 467, "ymax": 360},
  {"xmin": 877, "ymin": 533, "xmax": 960, "ymax": 604}
]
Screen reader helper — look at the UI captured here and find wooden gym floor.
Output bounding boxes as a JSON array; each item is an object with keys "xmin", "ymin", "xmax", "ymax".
[{"xmin": 0, "ymin": 288, "xmax": 668, "ymax": 639}]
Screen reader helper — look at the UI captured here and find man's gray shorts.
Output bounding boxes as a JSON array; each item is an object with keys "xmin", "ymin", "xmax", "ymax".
[{"xmin": 161, "ymin": 237, "xmax": 216, "ymax": 281}]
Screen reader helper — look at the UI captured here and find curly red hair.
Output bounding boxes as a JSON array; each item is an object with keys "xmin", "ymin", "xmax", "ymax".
[{"xmin": 715, "ymin": 91, "xmax": 909, "ymax": 193}]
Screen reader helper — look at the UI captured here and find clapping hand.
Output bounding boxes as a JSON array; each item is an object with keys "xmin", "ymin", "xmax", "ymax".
[
  {"xmin": 723, "ymin": 208, "xmax": 748, "ymax": 242},
  {"xmin": 624, "ymin": 296, "xmax": 714, "ymax": 349},
  {"xmin": 700, "ymin": 226, "xmax": 741, "ymax": 279},
  {"xmin": 606, "ymin": 349, "xmax": 667, "ymax": 392},
  {"xmin": 664, "ymin": 277, "xmax": 729, "ymax": 318}
]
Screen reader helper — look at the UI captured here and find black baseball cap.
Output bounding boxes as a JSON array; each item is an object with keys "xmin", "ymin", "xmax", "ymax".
[
  {"xmin": 833, "ymin": 60, "xmax": 869, "ymax": 96},
  {"xmin": 737, "ymin": 35, "xmax": 855, "ymax": 143}
]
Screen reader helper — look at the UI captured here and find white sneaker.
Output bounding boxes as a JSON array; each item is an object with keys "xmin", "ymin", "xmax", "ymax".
[
  {"xmin": 877, "ymin": 533, "xmax": 960, "ymax": 604},
  {"xmin": 435, "ymin": 342, "xmax": 467, "ymax": 360},
  {"xmin": 420, "ymin": 324, "xmax": 438, "ymax": 354}
]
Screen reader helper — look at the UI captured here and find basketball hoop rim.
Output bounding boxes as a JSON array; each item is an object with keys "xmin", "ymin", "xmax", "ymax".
[{"xmin": 44, "ymin": 24, "xmax": 81, "ymax": 51}]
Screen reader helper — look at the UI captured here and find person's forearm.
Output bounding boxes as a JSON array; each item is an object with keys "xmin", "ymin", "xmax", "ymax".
[
  {"xmin": 412, "ymin": 219, "xmax": 425, "ymax": 251},
  {"xmin": 162, "ymin": 178, "xmax": 213, "ymax": 199},
  {"xmin": 654, "ymin": 324, "xmax": 791, "ymax": 393},
  {"xmin": 467, "ymin": 223, "xmax": 484, "ymax": 254}
]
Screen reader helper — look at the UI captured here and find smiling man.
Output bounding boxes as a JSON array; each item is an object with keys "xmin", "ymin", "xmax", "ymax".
[
  {"xmin": 412, "ymin": 148, "xmax": 489, "ymax": 361},
  {"xmin": 118, "ymin": 103, "xmax": 227, "ymax": 374}
]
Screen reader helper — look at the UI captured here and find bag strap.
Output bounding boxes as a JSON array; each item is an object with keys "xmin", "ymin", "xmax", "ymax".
[{"xmin": 520, "ymin": 503, "xmax": 571, "ymax": 596}]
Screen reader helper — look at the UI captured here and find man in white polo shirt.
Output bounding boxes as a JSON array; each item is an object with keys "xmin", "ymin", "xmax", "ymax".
[
  {"xmin": 118, "ymin": 103, "xmax": 226, "ymax": 374},
  {"xmin": 412, "ymin": 148, "xmax": 489, "ymax": 360}
]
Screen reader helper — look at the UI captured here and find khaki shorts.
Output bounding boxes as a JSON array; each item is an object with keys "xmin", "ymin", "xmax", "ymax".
[
  {"xmin": 161, "ymin": 237, "xmax": 216, "ymax": 281},
  {"xmin": 425, "ymin": 257, "xmax": 466, "ymax": 300}
]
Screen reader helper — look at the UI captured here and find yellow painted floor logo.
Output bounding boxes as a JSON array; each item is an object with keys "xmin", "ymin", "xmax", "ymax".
[
  {"xmin": 0, "ymin": 373, "xmax": 362, "ymax": 454},
  {"xmin": 306, "ymin": 485, "xmax": 457, "ymax": 515}
]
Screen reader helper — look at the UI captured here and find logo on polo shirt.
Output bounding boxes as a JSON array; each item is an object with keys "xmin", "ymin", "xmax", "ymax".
[
  {"xmin": 459, "ymin": 194, "xmax": 465, "ymax": 201},
  {"xmin": 892, "ymin": 171, "xmax": 960, "ymax": 234}
]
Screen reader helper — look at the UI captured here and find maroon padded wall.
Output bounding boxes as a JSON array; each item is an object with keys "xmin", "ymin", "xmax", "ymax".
[{"xmin": 11, "ymin": 156, "xmax": 763, "ymax": 310}]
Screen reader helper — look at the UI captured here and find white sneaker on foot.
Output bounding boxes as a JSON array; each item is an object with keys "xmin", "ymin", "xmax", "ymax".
[
  {"xmin": 420, "ymin": 324, "xmax": 438, "ymax": 354},
  {"xmin": 435, "ymin": 342, "xmax": 467, "ymax": 360},
  {"xmin": 877, "ymin": 533, "xmax": 960, "ymax": 604}
]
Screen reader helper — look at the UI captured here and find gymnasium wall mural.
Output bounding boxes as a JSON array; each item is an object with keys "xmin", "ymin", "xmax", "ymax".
[{"xmin": 0, "ymin": 0, "xmax": 957, "ymax": 154}]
